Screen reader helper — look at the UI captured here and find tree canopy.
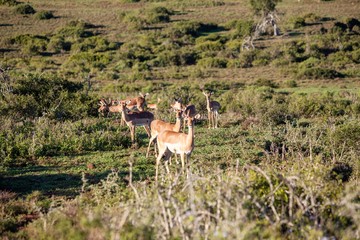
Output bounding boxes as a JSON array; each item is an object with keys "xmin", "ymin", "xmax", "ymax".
[{"xmin": 250, "ymin": 0, "xmax": 282, "ymax": 15}]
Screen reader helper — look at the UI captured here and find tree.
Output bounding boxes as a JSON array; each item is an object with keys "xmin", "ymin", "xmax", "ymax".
[
  {"xmin": 250, "ymin": 0, "xmax": 282, "ymax": 16},
  {"xmin": 242, "ymin": 0, "xmax": 282, "ymax": 50}
]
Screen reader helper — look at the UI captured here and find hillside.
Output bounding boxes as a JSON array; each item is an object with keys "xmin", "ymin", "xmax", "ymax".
[{"xmin": 0, "ymin": 0, "xmax": 360, "ymax": 239}]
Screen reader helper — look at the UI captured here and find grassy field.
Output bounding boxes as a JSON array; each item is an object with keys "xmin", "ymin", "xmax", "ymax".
[{"xmin": 1, "ymin": 0, "xmax": 360, "ymax": 239}]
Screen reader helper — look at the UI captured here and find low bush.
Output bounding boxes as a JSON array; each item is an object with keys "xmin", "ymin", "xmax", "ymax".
[
  {"xmin": 145, "ymin": 6, "xmax": 173, "ymax": 24},
  {"xmin": 197, "ymin": 57, "xmax": 228, "ymax": 68},
  {"xmin": 35, "ymin": 10, "xmax": 54, "ymax": 20},
  {"xmin": 47, "ymin": 36, "xmax": 71, "ymax": 53},
  {"xmin": 288, "ymin": 16, "xmax": 306, "ymax": 29},
  {"xmin": 0, "ymin": 0, "xmax": 18, "ymax": 6},
  {"xmin": 14, "ymin": 3, "xmax": 36, "ymax": 14},
  {"xmin": 297, "ymin": 67, "xmax": 344, "ymax": 79}
]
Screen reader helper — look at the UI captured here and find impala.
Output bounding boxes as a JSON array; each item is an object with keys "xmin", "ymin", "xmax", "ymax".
[
  {"xmin": 147, "ymin": 97, "xmax": 161, "ymax": 111},
  {"xmin": 124, "ymin": 92, "xmax": 149, "ymax": 112},
  {"xmin": 146, "ymin": 109, "xmax": 183, "ymax": 158},
  {"xmin": 171, "ymin": 98, "xmax": 196, "ymax": 131},
  {"xmin": 155, "ymin": 110, "xmax": 195, "ymax": 181},
  {"xmin": 202, "ymin": 90, "xmax": 221, "ymax": 128},
  {"xmin": 119, "ymin": 101, "xmax": 154, "ymax": 145}
]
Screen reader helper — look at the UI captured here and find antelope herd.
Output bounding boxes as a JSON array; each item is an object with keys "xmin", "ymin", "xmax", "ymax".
[{"xmin": 98, "ymin": 90, "xmax": 221, "ymax": 180}]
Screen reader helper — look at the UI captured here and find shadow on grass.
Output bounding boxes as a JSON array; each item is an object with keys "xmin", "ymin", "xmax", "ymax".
[
  {"xmin": 0, "ymin": 163, "xmax": 155, "ymax": 197},
  {"xmin": 0, "ymin": 166, "xmax": 115, "ymax": 197}
]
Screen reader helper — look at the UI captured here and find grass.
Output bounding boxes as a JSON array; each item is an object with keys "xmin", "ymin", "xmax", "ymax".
[{"xmin": 0, "ymin": 0, "xmax": 360, "ymax": 239}]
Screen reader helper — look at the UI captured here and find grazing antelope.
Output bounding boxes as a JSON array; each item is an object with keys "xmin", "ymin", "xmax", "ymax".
[
  {"xmin": 202, "ymin": 90, "xmax": 221, "ymax": 129},
  {"xmin": 155, "ymin": 109, "xmax": 195, "ymax": 181},
  {"xmin": 146, "ymin": 109, "xmax": 183, "ymax": 158},
  {"xmin": 119, "ymin": 101, "xmax": 154, "ymax": 145}
]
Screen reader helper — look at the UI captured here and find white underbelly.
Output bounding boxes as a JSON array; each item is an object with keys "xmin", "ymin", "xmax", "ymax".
[{"xmin": 166, "ymin": 143, "xmax": 193, "ymax": 155}]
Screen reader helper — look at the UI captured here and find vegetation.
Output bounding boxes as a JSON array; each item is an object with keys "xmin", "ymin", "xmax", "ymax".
[{"xmin": 0, "ymin": 0, "xmax": 359, "ymax": 239}]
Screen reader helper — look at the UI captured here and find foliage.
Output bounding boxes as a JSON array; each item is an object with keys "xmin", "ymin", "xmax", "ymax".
[
  {"xmin": 34, "ymin": 10, "xmax": 55, "ymax": 20},
  {"xmin": 250, "ymin": 0, "xmax": 282, "ymax": 15},
  {"xmin": 0, "ymin": 0, "xmax": 18, "ymax": 6},
  {"xmin": 14, "ymin": 4, "xmax": 36, "ymax": 14}
]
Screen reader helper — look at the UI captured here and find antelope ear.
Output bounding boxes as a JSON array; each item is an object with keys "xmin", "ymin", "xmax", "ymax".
[
  {"xmin": 145, "ymin": 93, "xmax": 149, "ymax": 97},
  {"xmin": 125, "ymin": 100, "xmax": 132, "ymax": 105},
  {"xmin": 139, "ymin": 92, "xmax": 144, "ymax": 98}
]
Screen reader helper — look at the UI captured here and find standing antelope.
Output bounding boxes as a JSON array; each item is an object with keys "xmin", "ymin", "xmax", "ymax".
[
  {"xmin": 171, "ymin": 99, "xmax": 196, "ymax": 131},
  {"xmin": 202, "ymin": 90, "xmax": 221, "ymax": 129},
  {"xmin": 125, "ymin": 92, "xmax": 149, "ymax": 112},
  {"xmin": 146, "ymin": 109, "xmax": 183, "ymax": 158},
  {"xmin": 147, "ymin": 97, "xmax": 161, "ymax": 111},
  {"xmin": 119, "ymin": 101, "xmax": 154, "ymax": 145},
  {"xmin": 155, "ymin": 110, "xmax": 195, "ymax": 181}
]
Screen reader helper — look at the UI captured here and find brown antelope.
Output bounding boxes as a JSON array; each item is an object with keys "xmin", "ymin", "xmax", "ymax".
[
  {"xmin": 124, "ymin": 92, "xmax": 149, "ymax": 112},
  {"xmin": 155, "ymin": 110, "xmax": 195, "ymax": 181},
  {"xmin": 170, "ymin": 99, "xmax": 196, "ymax": 131},
  {"xmin": 202, "ymin": 90, "xmax": 221, "ymax": 128},
  {"xmin": 146, "ymin": 109, "xmax": 183, "ymax": 158},
  {"xmin": 119, "ymin": 101, "xmax": 154, "ymax": 145},
  {"xmin": 147, "ymin": 97, "xmax": 161, "ymax": 111}
]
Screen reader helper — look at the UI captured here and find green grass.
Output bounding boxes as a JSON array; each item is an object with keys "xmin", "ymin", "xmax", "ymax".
[{"xmin": 0, "ymin": 0, "xmax": 360, "ymax": 239}]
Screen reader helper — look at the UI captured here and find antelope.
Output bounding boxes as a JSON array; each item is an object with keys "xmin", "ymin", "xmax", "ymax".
[
  {"xmin": 202, "ymin": 90, "xmax": 221, "ymax": 129},
  {"xmin": 171, "ymin": 98, "xmax": 196, "ymax": 131},
  {"xmin": 146, "ymin": 109, "xmax": 183, "ymax": 158},
  {"xmin": 147, "ymin": 97, "xmax": 161, "ymax": 111},
  {"xmin": 119, "ymin": 101, "xmax": 154, "ymax": 145},
  {"xmin": 124, "ymin": 92, "xmax": 149, "ymax": 112},
  {"xmin": 155, "ymin": 109, "xmax": 195, "ymax": 181}
]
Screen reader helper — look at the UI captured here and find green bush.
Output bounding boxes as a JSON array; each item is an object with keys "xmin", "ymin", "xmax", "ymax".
[
  {"xmin": 297, "ymin": 67, "xmax": 344, "ymax": 79},
  {"xmin": 47, "ymin": 36, "xmax": 71, "ymax": 53},
  {"xmin": 0, "ymin": 0, "xmax": 18, "ymax": 6},
  {"xmin": 71, "ymin": 36, "xmax": 115, "ymax": 53},
  {"xmin": 289, "ymin": 16, "xmax": 306, "ymax": 29},
  {"xmin": 167, "ymin": 21, "xmax": 202, "ymax": 38},
  {"xmin": 345, "ymin": 18, "xmax": 360, "ymax": 32},
  {"xmin": 35, "ymin": 10, "xmax": 54, "ymax": 20},
  {"xmin": 332, "ymin": 122, "xmax": 360, "ymax": 153},
  {"xmin": 14, "ymin": 4, "xmax": 36, "ymax": 14},
  {"xmin": 303, "ymin": 13, "xmax": 321, "ymax": 24},
  {"xmin": 145, "ymin": 6, "xmax": 173, "ymax": 24},
  {"xmin": 226, "ymin": 20, "xmax": 254, "ymax": 39},
  {"xmin": 197, "ymin": 57, "xmax": 228, "ymax": 68}
]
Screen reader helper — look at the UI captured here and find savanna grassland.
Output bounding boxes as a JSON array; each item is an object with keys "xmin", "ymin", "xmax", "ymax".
[{"xmin": 0, "ymin": 0, "xmax": 360, "ymax": 239}]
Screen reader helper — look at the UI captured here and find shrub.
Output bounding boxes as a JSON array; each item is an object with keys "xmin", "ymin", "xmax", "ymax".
[
  {"xmin": 35, "ymin": 10, "xmax": 54, "ymax": 20},
  {"xmin": 254, "ymin": 79, "xmax": 278, "ymax": 88},
  {"xmin": 195, "ymin": 40, "xmax": 224, "ymax": 52},
  {"xmin": 167, "ymin": 21, "xmax": 202, "ymax": 38},
  {"xmin": 331, "ymin": 22, "xmax": 348, "ymax": 33},
  {"xmin": 303, "ymin": 13, "xmax": 321, "ymax": 24},
  {"xmin": 284, "ymin": 79, "xmax": 298, "ymax": 88},
  {"xmin": 332, "ymin": 122, "xmax": 360, "ymax": 153},
  {"xmin": 0, "ymin": 0, "xmax": 18, "ymax": 6},
  {"xmin": 197, "ymin": 57, "xmax": 227, "ymax": 68},
  {"xmin": 56, "ymin": 20, "xmax": 94, "ymax": 40},
  {"xmin": 227, "ymin": 20, "xmax": 254, "ymax": 39},
  {"xmin": 297, "ymin": 67, "xmax": 344, "ymax": 79},
  {"xmin": 145, "ymin": 6, "xmax": 173, "ymax": 24},
  {"xmin": 47, "ymin": 36, "xmax": 71, "ymax": 53},
  {"xmin": 289, "ymin": 16, "xmax": 306, "ymax": 29},
  {"xmin": 71, "ymin": 36, "xmax": 115, "ymax": 53},
  {"xmin": 345, "ymin": 18, "xmax": 360, "ymax": 32},
  {"xmin": 14, "ymin": 4, "xmax": 36, "ymax": 14}
]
